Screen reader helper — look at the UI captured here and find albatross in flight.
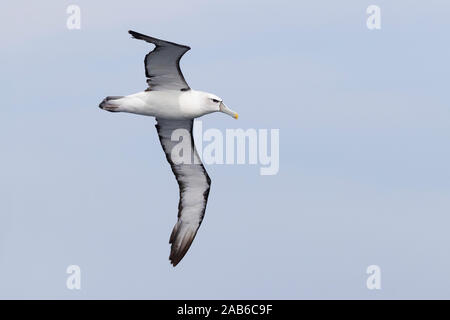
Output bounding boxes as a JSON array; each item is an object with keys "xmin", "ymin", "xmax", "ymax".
[{"xmin": 99, "ymin": 30, "xmax": 238, "ymax": 266}]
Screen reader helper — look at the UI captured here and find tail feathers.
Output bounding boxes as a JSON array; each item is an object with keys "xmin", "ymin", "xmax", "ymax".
[
  {"xmin": 105, "ymin": 96, "xmax": 124, "ymax": 101},
  {"xmin": 99, "ymin": 96, "xmax": 124, "ymax": 112}
]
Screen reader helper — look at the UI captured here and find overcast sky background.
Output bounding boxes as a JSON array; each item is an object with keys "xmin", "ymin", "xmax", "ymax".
[{"xmin": 0, "ymin": 0, "xmax": 449, "ymax": 299}]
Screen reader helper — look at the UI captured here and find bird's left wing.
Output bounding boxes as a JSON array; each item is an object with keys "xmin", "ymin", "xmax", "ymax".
[
  {"xmin": 129, "ymin": 30, "xmax": 191, "ymax": 91},
  {"xmin": 155, "ymin": 118, "xmax": 211, "ymax": 266}
]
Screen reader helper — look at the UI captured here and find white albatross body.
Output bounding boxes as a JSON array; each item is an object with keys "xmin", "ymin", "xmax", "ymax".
[
  {"xmin": 102, "ymin": 89, "xmax": 233, "ymax": 120},
  {"xmin": 99, "ymin": 30, "xmax": 237, "ymax": 267}
]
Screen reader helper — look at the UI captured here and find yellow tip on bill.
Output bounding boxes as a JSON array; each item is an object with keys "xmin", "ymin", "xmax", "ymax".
[{"xmin": 234, "ymin": 113, "xmax": 239, "ymax": 120}]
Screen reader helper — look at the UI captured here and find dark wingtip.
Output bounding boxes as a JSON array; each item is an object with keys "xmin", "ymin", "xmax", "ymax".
[
  {"xmin": 128, "ymin": 30, "xmax": 140, "ymax": 39},
  {"xmin": 128, "ymin": 30, "xmax": 150, "ymax": 42},
  {"xmin": 127, "ymin": 30, "xmax": 191, "ymax": 50},
  {"xmin": 169, "ymin": 248, "xmax": 182, "ymax": 267},
  {"xmin": 169, "ymin": 247, "xmax": 182, "ymax": 267},
  {"xmin": 169, "ymin": 252, "xmax": 184, "ymax": 267},
  {"xmin": 170, "ymin": 259, "xmax": 180, "ymax": 267}
]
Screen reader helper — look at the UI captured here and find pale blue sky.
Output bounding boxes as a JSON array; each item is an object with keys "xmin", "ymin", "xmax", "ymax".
[{"xmin": 1, "ymin": 0, "xmax": 449, "ymax": 299}]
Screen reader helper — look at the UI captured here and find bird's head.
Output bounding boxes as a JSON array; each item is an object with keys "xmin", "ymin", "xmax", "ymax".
[{"xmin": 203, "ymin": 93, "xmax": 238, "ymax": 120}]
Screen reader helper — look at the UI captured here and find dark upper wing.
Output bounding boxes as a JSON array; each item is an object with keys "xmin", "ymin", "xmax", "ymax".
[
  {"xmin": 155, "ymin": 118, "xmax": 211, "ymax": 266},
  {"xmin": 129, "ymin": 30, "xmax": 191, "ymax": 91}
]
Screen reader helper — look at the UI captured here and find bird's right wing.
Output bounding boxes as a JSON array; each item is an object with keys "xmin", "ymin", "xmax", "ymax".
[
  {"xmin": 129, "ymin": 30, "xmax": 191, "ymax": 91},
  {"xmin": 155, "ymin": 118, "xmax": 211, "ymax": 266}
]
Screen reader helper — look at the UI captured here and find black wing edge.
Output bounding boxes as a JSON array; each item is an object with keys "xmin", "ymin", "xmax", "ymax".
[
  {"xmin": 154, "ymin": 120, "xmax": 211, "ymax": 267},
  {"xmin": 168, "ymin": 172, "xmax": 211, "ymax": 267},
  {"xmin": 129, "ymin": 30, "xmax": 191, "ymax": 91},
  {"xmin": 128, "ymin": 30, "xmax": 191, "ymax": 50}
]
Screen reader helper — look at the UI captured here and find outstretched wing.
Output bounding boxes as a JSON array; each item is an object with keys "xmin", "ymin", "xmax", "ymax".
[
  {"xmin": 129, "ymin": 30, "xmax": 191, "ymax": 91},
  {"xmin": 155, "ymin": 118, "xmax": 211, "ymax": 266}
]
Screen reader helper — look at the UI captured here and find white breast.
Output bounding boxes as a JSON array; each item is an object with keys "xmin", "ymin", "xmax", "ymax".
[{"xmin": 116, "ymin": 89, "xmax": 211, "ymax": 120}]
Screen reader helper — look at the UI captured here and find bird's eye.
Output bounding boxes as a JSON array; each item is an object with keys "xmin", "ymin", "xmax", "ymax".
[{"xmin": 211, "ymin": 99, "xmax": 220, "ymax": 103}]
